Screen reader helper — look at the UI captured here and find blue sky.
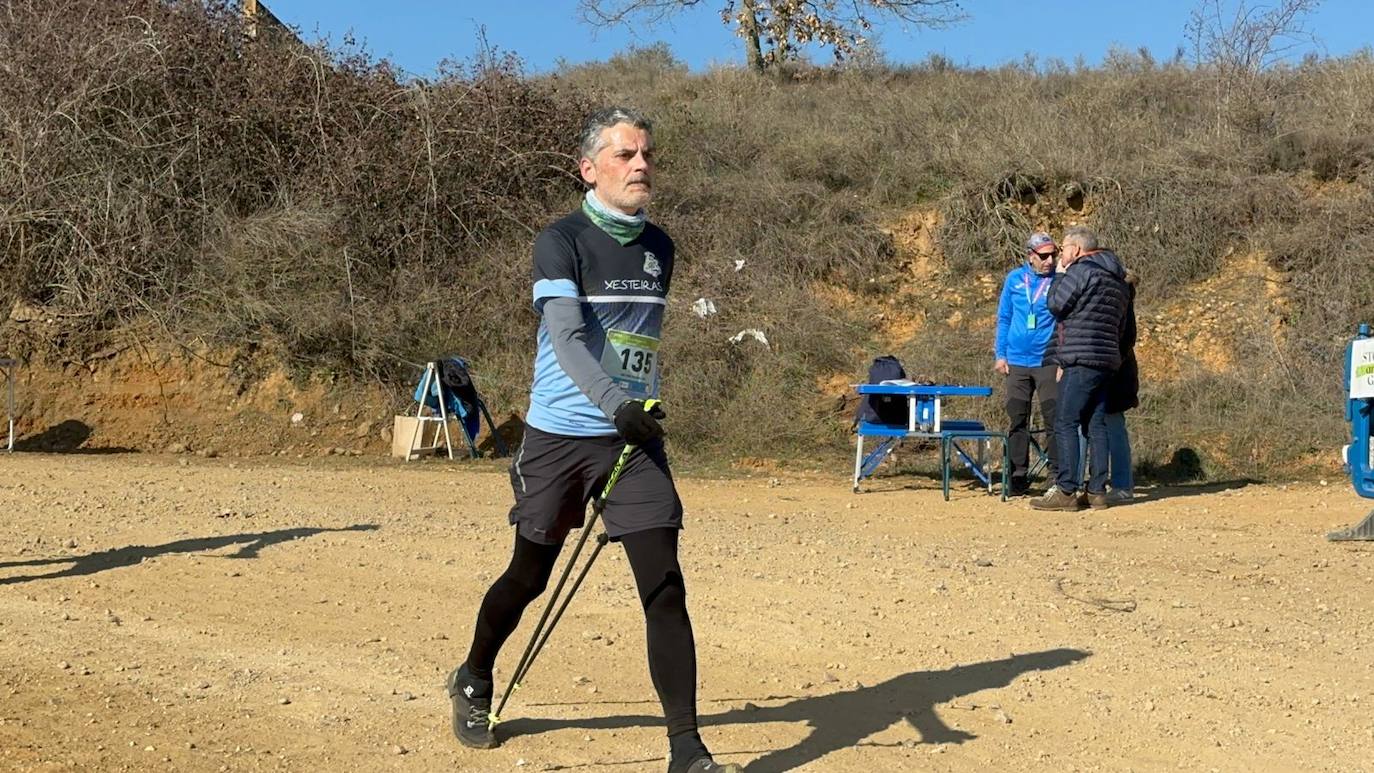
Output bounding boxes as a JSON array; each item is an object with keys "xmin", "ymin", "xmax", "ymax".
[{"xmin": 265, "ymin": 1, "xmax": 1374, "ymax": 76}]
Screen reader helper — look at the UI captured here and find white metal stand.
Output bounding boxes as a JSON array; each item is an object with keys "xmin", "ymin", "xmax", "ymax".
[
  {"xmin": 1, "ymin": 357, "xmax": 14, "ymax": 452},
  {"xmin": 407, "ymin": 361, "xmax": 454, "ymax": 461}
]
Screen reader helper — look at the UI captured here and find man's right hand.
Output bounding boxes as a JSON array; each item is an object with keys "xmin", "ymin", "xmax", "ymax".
[
  {"xmin": 994, "ymin": 358, "xmax": 1009, "ymax": 375},
  {"xmin": 613, "ymin": 400, "xmax": 665, "ymax": 445}
]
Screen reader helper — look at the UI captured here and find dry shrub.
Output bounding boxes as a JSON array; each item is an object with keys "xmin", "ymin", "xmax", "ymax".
[
  {"xmin": 0, "ymin": 0, "xmax": 588, "ymax": 380},
  {"xmin": 6, "ymin": 11, "xmax": 1374, "ymax": 475}
]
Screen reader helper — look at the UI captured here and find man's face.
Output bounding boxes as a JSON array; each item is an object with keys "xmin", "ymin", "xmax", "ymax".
[
  {"xmin": 1028, "ymin": 248, "xmax": 1057, "ymax": 275},
  {"xmin": 1061, "ymin": 242, "xmax": 1081, "ymax": 265},
  {"xmin": 580, "ymin": 123, "xmax": 654, "ymax": 215}
]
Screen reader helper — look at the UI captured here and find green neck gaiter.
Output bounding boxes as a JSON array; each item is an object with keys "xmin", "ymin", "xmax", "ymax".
[{"xmin": 582, "ymin": 190, "xmax": 645, "ymax": 246}]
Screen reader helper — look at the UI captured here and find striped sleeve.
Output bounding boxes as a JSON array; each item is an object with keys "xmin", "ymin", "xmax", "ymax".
[{"xmin": 532, "ymin": 228, "xmax": 579, "ymax": 311}]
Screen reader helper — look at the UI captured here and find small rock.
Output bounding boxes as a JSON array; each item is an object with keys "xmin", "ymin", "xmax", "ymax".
[
  {"xmin": 291, "ymin": 412, "xmax": 305, "ymax": 425},
  {"xmin": 58, "ymin": 661, "xmax": 70, "ymax": 670},
  {"xmin": 64, "ymin": 538, "xmax": 78, "ymax": 549},
  {"xmin": 974, "ymin": 558, "xmax": 993, "ymax": 568},
  {"xmin": 392, "ymin": 745, "xmax": 407, "ymax": 755},
  {"xmin": 278, "ymin": 696, "xmax": 290, "ymax": 705},
  {"xmin": 166, "ymin": 442, "xmax": 187, "ymax": 454},
  {"xmin": 994, "ymin": 709, "xmax": 1012, "ymax": 724}
]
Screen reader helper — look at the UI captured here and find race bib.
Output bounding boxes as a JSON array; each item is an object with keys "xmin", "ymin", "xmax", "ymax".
[{"xmin": 600, "ymin": 329, "xmax": 660, "ymax": 396}]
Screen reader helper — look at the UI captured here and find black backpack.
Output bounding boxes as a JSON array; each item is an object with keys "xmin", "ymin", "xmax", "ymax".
[
  {"xmin": 439, "ymin": 357, "xmax": 480, "ymax": 419},
  {"xmin": 853, "ymin": 355, "xmax": 909, "ymax": 427}
]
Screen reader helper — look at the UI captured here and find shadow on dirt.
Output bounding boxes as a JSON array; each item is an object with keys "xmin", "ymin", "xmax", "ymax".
[
  {"xmin": 501, "ymin": 647, "xmax": 1091, "ymax": 772},
  {"xmin": 0, "ymin": 524, "xmax": 380, "ymax": 585},
  {"xmin": 12, "ymin": 419, "xmax": 135, "ymax": 454}
]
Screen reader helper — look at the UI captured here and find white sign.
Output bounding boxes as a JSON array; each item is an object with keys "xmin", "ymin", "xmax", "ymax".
[{"xmin": 1351, "ymin": 338, "xmax": 1374, "ymax": 399}]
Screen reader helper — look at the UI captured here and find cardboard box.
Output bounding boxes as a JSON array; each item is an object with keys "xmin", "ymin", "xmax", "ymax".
[{"xmin": 391, "ymin": 415, "xmax": 450, "ymax": 460}]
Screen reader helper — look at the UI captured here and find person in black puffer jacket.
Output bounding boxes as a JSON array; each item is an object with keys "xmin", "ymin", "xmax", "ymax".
[
  {"xmin": 1104, "ymin": 271, "xmax": 1139, "ymax": 503},
  {"xmin": 1031, "ymin": 226, "xmax": 1129, "ymax": 511}
]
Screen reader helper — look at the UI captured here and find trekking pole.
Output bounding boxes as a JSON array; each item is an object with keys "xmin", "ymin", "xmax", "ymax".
[{"xmin": 490, "ymin": 399, "xmax": 660, "ymax": 725}]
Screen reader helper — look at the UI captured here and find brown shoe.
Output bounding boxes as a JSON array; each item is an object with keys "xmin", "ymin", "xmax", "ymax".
[
  {"xmin": 1086, "ymin": 491, "xmax": 1111, "ymax": 510},
  {"xmin": 1030, "ymin": 486, "xmax": 1085, "ymax": 511}
]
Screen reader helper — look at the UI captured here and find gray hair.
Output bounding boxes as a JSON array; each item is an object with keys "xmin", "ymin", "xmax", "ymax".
[
  {"xmin": 578, "ymin": 106, "xmax": 653, "ymax": 161},
  {"xmin": 1062, "ymin": 226, "xmax": 1099, "ymax": 251}
]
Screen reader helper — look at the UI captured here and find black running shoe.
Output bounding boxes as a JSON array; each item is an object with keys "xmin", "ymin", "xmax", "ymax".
[
  {"xmin": 446, "ymin": 664, "xmax": 498, "ymax": 749},
  {"xmin": 675, "ymin": 758, "xmax": 742, "ymax": 773}
]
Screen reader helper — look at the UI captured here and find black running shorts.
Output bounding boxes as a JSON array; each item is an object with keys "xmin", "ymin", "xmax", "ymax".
[{"xmin": 508, "ymin": 426, "xmax": 683, "ymax": 545}]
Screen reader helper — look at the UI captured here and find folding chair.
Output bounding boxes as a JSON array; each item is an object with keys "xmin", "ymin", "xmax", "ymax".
[
  {"xmin": 939, "ymin": 420, "xmax": 1010, "ymax": 501},
  {"xmin": 853, "ymin": 417, "xmax": 1009, "ymax": 501},
  {"xmin": 1028, "ymin": 426, "xmax": 1088, "ymax": 486},
  {"xmin": 1028, "ymin": 426, "xmax": 1053, "ymax": 481}
]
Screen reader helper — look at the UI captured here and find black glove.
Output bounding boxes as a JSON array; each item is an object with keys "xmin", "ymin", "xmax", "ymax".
[{"xmin": 613, "ymin": 400, "xmax": 666, "ymax": 445}]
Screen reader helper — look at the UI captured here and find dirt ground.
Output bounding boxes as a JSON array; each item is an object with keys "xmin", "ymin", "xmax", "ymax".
[{"xmin": 1, "ymin": 452, "xmax": 1372, "ymax": 773}]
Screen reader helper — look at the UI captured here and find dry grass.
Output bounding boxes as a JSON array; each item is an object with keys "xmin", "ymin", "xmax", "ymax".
[{"xmin": 3, "ymin": 8, "xmax": 1373, "ymax": 476}]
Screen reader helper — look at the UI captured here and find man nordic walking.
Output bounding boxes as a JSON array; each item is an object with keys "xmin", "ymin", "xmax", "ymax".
[{"xmin": 446, "ymin": 107, "xmax": 740, "ymax": 773}]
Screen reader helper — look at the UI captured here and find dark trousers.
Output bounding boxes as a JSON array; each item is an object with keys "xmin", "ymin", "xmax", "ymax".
[
  {"xmin": 1054, "ymin": 365, "xmax": 1111, "ymax": 495},
  {"xmin": 466, "ymin": 528, "xmax": 698, "ymax": 737},
  {"xmin": 1005, "ymin": 364, "xmax": 1058, "ymax": 483}
]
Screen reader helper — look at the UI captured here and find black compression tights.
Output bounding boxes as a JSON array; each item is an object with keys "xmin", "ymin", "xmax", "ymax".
[{"xmin": 464, "ymin": 528, "xmax": 698, "ymax": 737}]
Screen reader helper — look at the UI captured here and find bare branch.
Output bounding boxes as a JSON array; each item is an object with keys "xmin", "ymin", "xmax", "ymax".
[{"xmin": 579, "ymin": 0, "xmax": 967, "ymax": 70}]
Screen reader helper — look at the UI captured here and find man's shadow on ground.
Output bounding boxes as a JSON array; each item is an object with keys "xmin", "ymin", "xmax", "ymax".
[
  {"xmin": 0, "ymin": 524, "xmax": 379, "ymax": 586},
  {"xmin": 501, "ymin": 647, "xmax": 1089, "ymax": 772}
]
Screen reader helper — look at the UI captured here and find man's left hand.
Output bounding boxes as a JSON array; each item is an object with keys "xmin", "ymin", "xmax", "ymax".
[{"xmin": 613, "ymin": 400, "xmax": 666, "ymax": 445}]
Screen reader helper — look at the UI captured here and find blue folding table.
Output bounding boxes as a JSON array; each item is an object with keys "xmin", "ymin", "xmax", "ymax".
[{"xmin": 852, "ymin": 383, "xmax": 1009, "ymax": 500}]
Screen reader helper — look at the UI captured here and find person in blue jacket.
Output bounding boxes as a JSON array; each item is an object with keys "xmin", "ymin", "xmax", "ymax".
[{"xmin": 994, "ymin": 232, "xmax": 1060, "ymax": 496}]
